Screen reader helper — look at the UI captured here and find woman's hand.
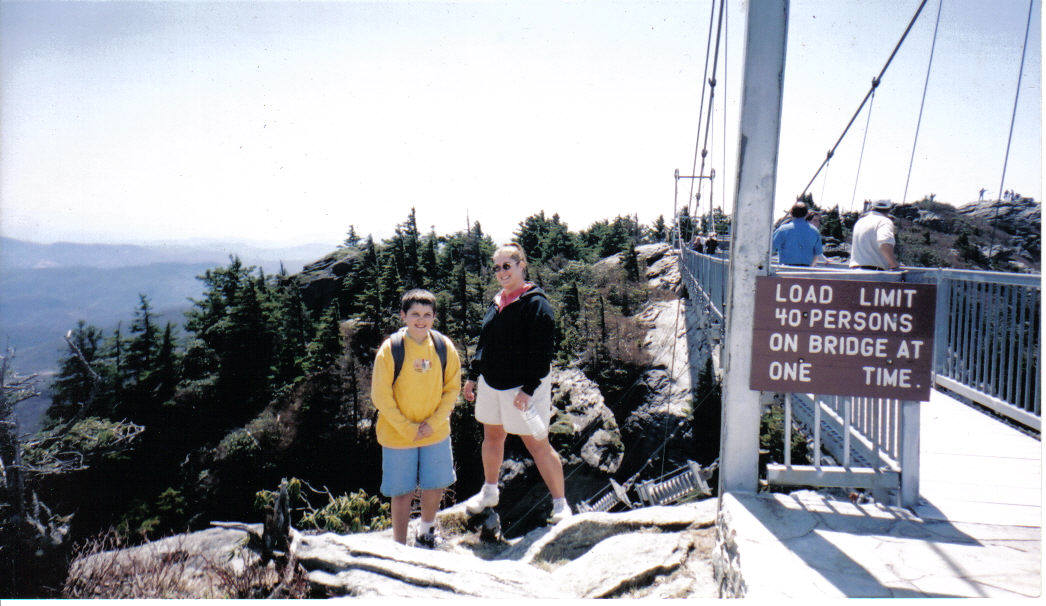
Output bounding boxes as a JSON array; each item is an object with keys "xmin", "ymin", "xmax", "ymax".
[
  {"xmin": 463, "ymin": 380, "xmax": 476, "ymax": 402},
  {"xmin": 414, "ymin": 421, "xmax": 433, "ymax": 442},
  {"xmin": 513, "ymin": 390, "xmax": 531, "ymax": 411}
]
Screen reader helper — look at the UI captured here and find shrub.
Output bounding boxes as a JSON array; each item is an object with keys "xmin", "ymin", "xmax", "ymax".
[{"xmin": 299, "ymin": 489, "xmax": 390, "ymax": 533}]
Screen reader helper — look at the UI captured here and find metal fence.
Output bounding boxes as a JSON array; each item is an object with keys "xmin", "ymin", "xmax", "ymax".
[
  {"xmin": 677, "ymin": 246, "xmax": 1040, "ymax": 505},
  {"xmin": 677, "ymin": 246, "xmax": 1042, "ymax": 430},
  {"xmin": 909, "ymin": 268, "xmax": 1041, "ymax": 431}
]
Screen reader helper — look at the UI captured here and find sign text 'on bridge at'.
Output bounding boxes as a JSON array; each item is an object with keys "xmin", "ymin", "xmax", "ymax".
[{"xmin": 750, "ymin": 276, "xmax": 937, "ymax": 401}]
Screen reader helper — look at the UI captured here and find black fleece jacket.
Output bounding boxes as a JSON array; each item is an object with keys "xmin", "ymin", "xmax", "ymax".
[{"xmin": 467, "ymin": 286, "xmax": 555, "ymax": 395}]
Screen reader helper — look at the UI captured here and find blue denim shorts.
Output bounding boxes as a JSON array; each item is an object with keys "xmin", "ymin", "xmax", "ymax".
[{"xmin": 380, "ymin": 437, "xmax": 456, "ymax": 497}]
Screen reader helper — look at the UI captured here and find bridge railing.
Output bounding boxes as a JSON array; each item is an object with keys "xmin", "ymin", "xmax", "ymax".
[{"xmin": 677, "ymin": 246, "xmax": 1042, "ymax": 431}]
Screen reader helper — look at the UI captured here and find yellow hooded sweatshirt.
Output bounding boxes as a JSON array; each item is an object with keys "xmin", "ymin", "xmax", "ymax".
[{"xmin": 370, "ymin": 329, "xmax": 461, "ymax": 449}]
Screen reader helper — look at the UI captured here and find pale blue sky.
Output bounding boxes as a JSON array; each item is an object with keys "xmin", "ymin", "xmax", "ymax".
[{"xmin": 1, "ymin": 0, "xmax": 1040, "ymax": 246}]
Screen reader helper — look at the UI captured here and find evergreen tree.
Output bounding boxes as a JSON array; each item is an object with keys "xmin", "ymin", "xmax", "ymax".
[
  {"xmin": 677, "ymin": 207, "xmax": 695, "ymax": 243},
  {"xmin": 270, "ymin": 280, "xmax": 311, "ymax": 389},
  {"xmin": 420, "ymin": 229, "xmax": 440, "ymax": 285},
  {"xmin": 822, "ymin": 206, "xmax": 845, "ymax": 240},
  {"xmin": 651, "ymin": 215, "xmax": 668, "ymax": 242},
  {"xmin": 126, "ymin": 295, "xmax": 160, "ymax": 388},
  {"xmin": 623, "ymin": 239, "xmax": 641, "ymax": 282},
  {"xmin": 49, "ymin": 321, "xmax": 103, "ymax": 424},
  {"xmin": 152, "ymin": 323, "xmax": 178, "ymax": 405},
  {"xmin": 341, "ymin": 225, "xmax": 361, "ymax": 248},
  {"xmin": 303, "ymin": 303, "xmax": 343, "ymax": 376}
]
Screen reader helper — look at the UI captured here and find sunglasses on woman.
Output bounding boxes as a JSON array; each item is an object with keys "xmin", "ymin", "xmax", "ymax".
[{"xmin": 493, "ymin": 261, "xmax": 516, "ymax": 272}]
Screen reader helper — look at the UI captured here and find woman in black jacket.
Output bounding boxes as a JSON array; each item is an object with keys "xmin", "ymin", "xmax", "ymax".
[{"xmin": 462, "ymin": 243, "xmax": 572, "ymax": 523}]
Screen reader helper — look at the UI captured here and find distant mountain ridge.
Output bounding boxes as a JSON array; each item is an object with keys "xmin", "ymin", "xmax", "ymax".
[
  {"xmin": 1, "ymin": 237, "xmax": 336, "ymax": 433},
  {"xmin": 0, "ymin": 237, "xmax": 332, "ymax": 271}
]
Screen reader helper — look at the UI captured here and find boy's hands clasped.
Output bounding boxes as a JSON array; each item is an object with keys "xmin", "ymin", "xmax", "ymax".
[{"xmin": 414, "ymin": 421, "xmax": 433, "ymax": 442}]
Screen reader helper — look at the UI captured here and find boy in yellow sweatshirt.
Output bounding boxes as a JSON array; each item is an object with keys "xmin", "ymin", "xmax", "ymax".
[{"xmin": 371, "ymin": 289, "xmax": 461, "ymax": 547}]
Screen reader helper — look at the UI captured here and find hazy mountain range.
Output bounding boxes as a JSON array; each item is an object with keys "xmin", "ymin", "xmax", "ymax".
[{"xmin": 0, "ymin": 237, "xmax": 333, "ymax": 433}]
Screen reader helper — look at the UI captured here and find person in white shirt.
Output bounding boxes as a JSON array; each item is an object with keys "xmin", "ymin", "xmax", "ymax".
[{"xmin": 849, "ymin": 200, "xmax": 901, "ymax": 271}]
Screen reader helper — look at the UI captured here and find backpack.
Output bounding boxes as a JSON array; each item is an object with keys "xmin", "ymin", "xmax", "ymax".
[{"xmin": 390, "ymin": 328, "xmax": 448, "ymax": 385}]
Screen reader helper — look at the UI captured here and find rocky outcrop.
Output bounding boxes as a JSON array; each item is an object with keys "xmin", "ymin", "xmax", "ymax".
[
  {"xmin": 294, "ymin": 248, "xmax": 362, "ymax": 311},
  {"xmin": 957, "ymin": 197, "xmax": 1041, "ymax": 234},
  {"xmin": 494, "ymin": 366, "xmax": 623, "ymax": 531},
  {"xmin": 70, "ymin": 501, "xmax": 719, "ymax": 598}
]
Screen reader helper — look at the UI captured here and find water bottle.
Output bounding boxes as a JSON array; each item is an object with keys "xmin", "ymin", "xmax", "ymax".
[{"xmin": 522, "ymin": 404, "xmax": 548, "ymax": 441}]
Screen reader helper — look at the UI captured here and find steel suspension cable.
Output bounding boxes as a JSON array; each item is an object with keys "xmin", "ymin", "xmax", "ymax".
[
  {"xmin": 849, "ymin": 89, "xmax": 877, "ymax": 212},
  {"xmin": 694, "ymin": 0, "xmax": 726, "ymax": 227},
  {"xmin": 902, "ymin": 0, "xmax": 945, "ymax": 205},
  {"xmin": 800, "ymin": 0, "xmax": 931, "ymax": 199},
  {"xmin": 989, "ymin": 0, "xmax": 1036, "ymax": 259},
  {"xmin": 720, "ymin": 1, "xmax": 729, "ymax": 214},
  {"xmin": 687, "ymin": 1, "xmax": 721, "ymax": 216}
]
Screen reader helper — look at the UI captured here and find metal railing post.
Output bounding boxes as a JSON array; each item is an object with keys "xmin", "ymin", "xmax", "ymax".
[
  {"xmin": 899, "ymin": 399, "xmax": 920, "ymax": 508},
  {"xmin": 717, "ymin": 0, "xmax": 789, "ymax": 496}
]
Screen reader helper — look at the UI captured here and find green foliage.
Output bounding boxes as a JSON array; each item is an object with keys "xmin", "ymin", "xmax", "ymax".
[
  {"xmin": 300, "ymin": 489, "xmax": 391, "ymax": 533},
  {"xmin": 22, "ymin": 417, "xmax": 142, "ymax": 468},
  {"xmin": 650, "ymin": 215, "xmax": 668, "ymax": 242},
  {"xmin": 820, "ymin": 206, "xmax": 845, "ymax": 240},
  {"xmin": 579, "ymin": 215, "xmax": 641, "ymax": 260},
  {"xmin": 302, "ymin": 302, "xmax": 343, "ymax": 376},
  {"xmin": 118, "ymin": 487, "xmax": 189, "ymax": 539},
  {"xmin": 255, "ymin": 479, "xmax": 389, "ymax": 534},
  {"xmin": 49, "ymin": 321, "xmax": 104, "ymax": 424},
  {"xmin": 514, "ymin": 211, "xmax": 578, "ymax": 262},
  {"xmin": 759, "ymin": 403, "xmax": 809, "ymax": 468}
]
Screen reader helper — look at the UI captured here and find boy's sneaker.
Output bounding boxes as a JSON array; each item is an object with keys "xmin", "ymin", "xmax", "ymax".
[
  {"xmin": 550, "ymin": 500, "xmax": 573, "ymax": 524},
  {"xmin": 464, "ymin": 486, "xmax": 499, "ymax": 514},
  {"xmin": 416, "ymin": 527, "xmax": 440, "ymax": 549}
]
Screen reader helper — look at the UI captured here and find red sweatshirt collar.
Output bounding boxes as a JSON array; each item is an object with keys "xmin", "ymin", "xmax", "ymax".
[{"xmin": 496, "ymin": 283, "xmax": 534, "ymax": 311}]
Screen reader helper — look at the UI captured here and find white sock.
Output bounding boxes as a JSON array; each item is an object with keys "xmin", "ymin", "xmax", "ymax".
[
  {"xmin": 552, "ymin": 497, "xmax": 569, "ymax": 510},
  {"xmin": 482, "ymin": 483, "xmax": 499, "ymax": 495},
  {"xmin": 419, "ymin": 520, "xmax": 435, "ymax": 535}
]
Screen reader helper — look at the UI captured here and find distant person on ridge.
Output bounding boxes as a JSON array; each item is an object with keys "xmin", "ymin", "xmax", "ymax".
[
  {"xmin": 461, "ymin": 243, "xmax": 572, "ymax": 524},
  {"xmin": 771, "ymin": 201, "xmax": 823, "ymax": 266},
  {"xmin": 371, "ymin": 289, "xmax": 461, "ymax": 548},
  {"xmin": 849, "ymin": 200, "xmax": 901, "ymax": 271}
]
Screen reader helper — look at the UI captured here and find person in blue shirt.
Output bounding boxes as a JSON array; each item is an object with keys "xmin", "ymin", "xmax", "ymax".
[{"xmin": 771, "ymin": 202, "xmax": 823, "ymax": 266}]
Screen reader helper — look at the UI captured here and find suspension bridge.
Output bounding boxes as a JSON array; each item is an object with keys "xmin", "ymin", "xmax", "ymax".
[{"xmin": 579, "ymin": 0, "xmax": 1040, "ymax": 597}]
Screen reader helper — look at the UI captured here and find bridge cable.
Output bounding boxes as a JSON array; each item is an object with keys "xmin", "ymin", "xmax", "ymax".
[
  {"xmin": 720, "ymin": 0, "xmax": 729, "ymax": 215},
  {"xmin": 687, "ymin": 0, "xmax": 721, "ymax": 218},
  {"xmin": 901, "ymin": 0, "xmax": 944, "ymax": 205},
  {"xmin": 693, "ymin": 0, "xmax": 726, "ymax": 227},
  {"xmin": 848, "ymin": 88, "xmax": 877, "ymax": 212},
  {"xmin": 800, "ymin": 0, "xmax": 931, "ymax": 200},
  {"xmin": 989, "ymin": 0, "xmax": 1036, "ymax": 261}
]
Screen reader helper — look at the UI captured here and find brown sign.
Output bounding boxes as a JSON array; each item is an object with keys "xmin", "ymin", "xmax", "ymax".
[{"xmin": 750, "ymin": 276, "xmax": 936, "ymax": 400}]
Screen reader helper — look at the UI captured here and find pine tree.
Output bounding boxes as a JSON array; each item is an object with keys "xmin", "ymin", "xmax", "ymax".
[
  {"xmin": 341, "ymin": 225, "xmax": 361, "ymax": 248},
  {"xmin": 623, "ymin": 239, "xmax": 641, "ymax": 282},
  {"xmin": 421, "ymin": 230, "xmax": 440, "ymax": 286},
  {"xmin": 126, "ymin": 294, "xmax": 160, "ymax": 386},
  {"xmin": 49, "ymin": 321, "xmax": 103, "ymax": 424},
  {"xmin": 303, "ymin": 303, "xmax": 343, "ymax": 376},
  {"xmin": 652, "ymin": 215, "xmax": 668, "ymax": 242}
]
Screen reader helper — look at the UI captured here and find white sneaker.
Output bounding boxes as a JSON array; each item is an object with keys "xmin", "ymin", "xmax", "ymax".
[
  {"xmin": 464, "ymin": 487, "xmax": 499, "ymax": 514},
  {"xmin": 550, "ymin": 500, "xmax": 573, "ymax": 524}
]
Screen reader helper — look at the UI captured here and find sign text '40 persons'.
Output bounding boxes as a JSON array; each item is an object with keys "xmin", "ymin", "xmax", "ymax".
[{"xmin": 750, "ymin": 276, "xmax": 937, "ymax": 401}]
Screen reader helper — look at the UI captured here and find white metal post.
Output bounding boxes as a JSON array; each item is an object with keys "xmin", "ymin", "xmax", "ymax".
[
  {"xmin": 899, "ymin": 399, "xmax": 921, "ymax": 508},
  {"xmin": 718, "ymin": 0, "xmax": 789, "ymax": 495}
]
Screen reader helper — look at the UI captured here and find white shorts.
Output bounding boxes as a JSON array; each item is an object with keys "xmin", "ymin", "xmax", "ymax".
[{"xmin": 474, "ymin": 374, "xmax": 553, "ymax": 436}]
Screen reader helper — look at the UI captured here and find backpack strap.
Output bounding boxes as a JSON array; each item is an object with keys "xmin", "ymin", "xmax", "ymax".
[
  {"xmin": 391, "ymin": 329, "xmax": 406, "ymax": 384},
  {"xmin": 390, "ymin": 328, "xmax": 448, "ymax": 385}
]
